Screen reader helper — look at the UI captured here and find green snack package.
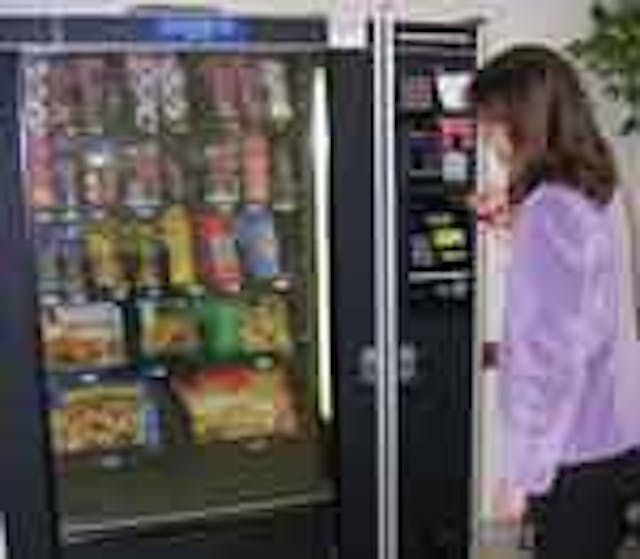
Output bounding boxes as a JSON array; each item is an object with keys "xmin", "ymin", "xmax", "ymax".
[{"xmin": 200, "ymin": 296, "xmax": 243, "ymax": 361}]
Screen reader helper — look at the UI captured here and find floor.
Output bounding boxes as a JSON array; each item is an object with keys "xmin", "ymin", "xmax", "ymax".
[
  {"xmin": 477, "ymin": 546, "xmax": 640, "ymax": 558},
  {"xmin": 476, "ymin": 523, "xmax": 640, "ymax": 558}
]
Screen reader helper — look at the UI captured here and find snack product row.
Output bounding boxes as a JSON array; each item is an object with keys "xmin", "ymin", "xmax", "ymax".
[
  {"xmin": 400, "ymin": 70, "xmax": 472, "ymax": 113},
  {"xmin": 27, "ymin": 132, "xmax": 297, "ymax": 212},
  {"xmin": 35, "ymin": 204, "xmax": 284, "ymax": 297},
  {"xmin": 407, "ymin": 117, "xmax": 475, "ymax": 184},
  {"xmin": 24, "ymin": 54, "xmax": 294, "ymax": 137},
  {"xmin": 42, "ymin": 296, "xmax": 293, "ymax": 373},
  {"xmin": 49, "ymin": 363, "xmax": 298, "ymax": 456}
]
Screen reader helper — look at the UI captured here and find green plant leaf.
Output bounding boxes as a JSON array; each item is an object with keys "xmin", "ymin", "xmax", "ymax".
[
  {"xmin": 591, "ymin": 2, "xmax": 609, "ymax": 23},
  {"xmin": 622, "ymin": 115, "xmax": 640, "ymax": 135},
  {"xmin": 569, "ymin": 1, "xmax": 640, "ymax": 135}
]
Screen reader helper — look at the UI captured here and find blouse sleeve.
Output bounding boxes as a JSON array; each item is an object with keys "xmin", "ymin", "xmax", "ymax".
[{"xmin": 501, "ymin": 189, "xmax": 589, "ymax": 495}]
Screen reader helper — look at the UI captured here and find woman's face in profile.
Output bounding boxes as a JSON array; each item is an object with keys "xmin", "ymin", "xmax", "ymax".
[
  {"xmin": 478, "ymin": 117, "xmax": 513, "ymax": 172},
  {"xmin": 469, "ymin": 115, "xmax": 513, "ymax": 232}
]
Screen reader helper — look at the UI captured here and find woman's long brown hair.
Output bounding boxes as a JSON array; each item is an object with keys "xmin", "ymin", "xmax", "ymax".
[{"xmin": 471, "ymin": 45, "xmax": 617, "ymax": 206}]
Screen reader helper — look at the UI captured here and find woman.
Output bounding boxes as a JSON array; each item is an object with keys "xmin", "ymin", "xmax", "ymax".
[{"xmin": 471, "ymin": 45, "xmax": 640, "ymax": 558}]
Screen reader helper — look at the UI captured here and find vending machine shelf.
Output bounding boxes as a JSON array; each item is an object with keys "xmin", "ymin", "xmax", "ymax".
[
  {"xmin": 38, "ymin": 278, "xmax": 295, "ymax": 306},
  {"xmin": 58, "ymin": 438, "xmax": 333, "ymax": 543}
]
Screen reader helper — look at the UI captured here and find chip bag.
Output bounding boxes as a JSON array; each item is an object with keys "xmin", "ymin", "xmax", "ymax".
[
  {"xmin": 50, "ymin": 382, "xmax": 161, "ymax": 455},
  {"xmin": 172, "ymin": 365, "xmax": 297, "ymax": 442}
]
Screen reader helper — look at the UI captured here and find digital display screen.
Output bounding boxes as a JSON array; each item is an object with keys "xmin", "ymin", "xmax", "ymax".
[
  {"xmin": 409, "ymin": 208, "xmax": 470, "ymax": 271},
  {"xmin": 431, "ymin": 227, "xmax": 465, "ymax": 250}
]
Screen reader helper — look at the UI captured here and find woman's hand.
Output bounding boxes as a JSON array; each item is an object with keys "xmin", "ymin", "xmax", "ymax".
[
  {"xmin": 494, "ymin": 481, "xmax": 528, "ymax": 524},
  {"xmin": 467, "ymin": 190, "xmax": 512, "ymax": 233}
]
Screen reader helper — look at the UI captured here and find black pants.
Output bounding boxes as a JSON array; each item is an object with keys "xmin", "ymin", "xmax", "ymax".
[{"xmin": 528, "ymin": 449, "xmax": 640, "ymax": 559}]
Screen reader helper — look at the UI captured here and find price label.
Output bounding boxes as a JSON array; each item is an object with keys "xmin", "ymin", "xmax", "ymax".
[{"xmin": 80, "ymin": 373, "xmax": 99, "ymax": 385}]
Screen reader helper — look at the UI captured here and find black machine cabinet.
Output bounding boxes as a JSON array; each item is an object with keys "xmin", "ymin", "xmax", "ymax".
[
  {"xmin": 396, "ymin": 24, "xmax": 477, "ymax": 559},
  {"xmin": 0, "ymin": 14, "xmax": 476, "ymax": 559}
]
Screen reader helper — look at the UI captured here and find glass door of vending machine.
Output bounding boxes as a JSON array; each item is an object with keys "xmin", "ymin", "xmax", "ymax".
[
  {"xmin": 396, "ymin": 24, "xmax": 478, "ymax": 559},
  {"xmin": 0, "ymin": 14, "xmax": 379, "ymax": 559}
]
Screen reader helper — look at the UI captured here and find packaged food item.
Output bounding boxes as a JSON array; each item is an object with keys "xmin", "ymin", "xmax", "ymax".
[
  {"xmin": 236, "ymin": 205, "xmax": 281, "ymax": 280},
  {"xmin": 71, "ymin": 56, "xmax": 107, "ymax": 134},
  {"xmin": 23, "ymin": 56, "xmax": 51, "ymax": 136},
  {"xmin": 401, "ymin": 74, "xmax": 434, "ymax": 111},
  {"xmin": 435, "ymin": 71, "xmax": 472, "ymax": 112},
  {"xmin": 79, "ymin": 138, "xmax": 121, "ymax": 207},
  {"xmin": 129, "ymin": 219, "xmax": 166, "ymax": 290},
  {"xmin": 34, "ymin": 223, "xmax": 63, "ymax": 294},
  {"xmin": 260, "ymin": 59, "xmax": 293, "ymax": 126},
  {"xmin": 199, "ymin": 296, "xmax": 244, "ymax": 361},
  {"xmin": 236, "ymin": 58, "xmax": 265, "ymax": 126},
  {"xmin": 158, "ymin": 54, "xmax": 189, "ymax": 134},
  {"xmin": 126, "ymin": 55, "xmax": 161, "ymax": 135},
  {"xmin": 158, "ymin": 205, "xmax": 197, "ymax": 288},
  {"xmin": 242, "ymin": 133, "xmax": 271, "ymax": 204},
  {"xmin": 85, "ymin": 218, "xmax": 125, "ymax": 292},
  {"xmin": 54, "ymin": 138, "xmax": 81, "ymax": 208},
  {"xmin": 125, "ymin": 142, "xmax": 163, "ymax": 209},
  {"xmin": 163, "ymin": 151, "xmax": 189, "ymax": 202},
  {"xmin": 59, "ymin": 224, "xmax": 86, "ymax": 294},
  {"xmin": 140, "ymin": 299, "xmax": 200, "ymax": 357},
  {"xmin": 241, "ymin": 295, "xmax": 292, "ymax": 355},
  {"xmin": 103, "ymin": 56, "xmax": 126, "ymax": 133},
  {"xmin": 42, "ymin": 303, "xmax": 126, "ymax": 372},
  {"xmin": 197, "ymin": 212, "xmax": 242, "ymax": 293},
  {"xmin": 49, "ymin": 382, "xmax": 160, "ymax": 455},
  {"xmin": 171, "ymin": 365, "xmax": 295, "ymax": 442},
  {"xmin": 27, "ymin": 135, "xmax": 56, "ymax": 208},
  {"xmin": 272, "ymin": 139, "xmax": 297, "ymax": 211},
  {"xmin": 203, "ymin": 137, "xmax": 241, "ymax": 206},
  {"xmin": 408, "ymin": 129, "xmax": 442, "ymax": 177},
  {"xmin": 441, "ymin": 136, "xmax": 469, "ymax": 184},
  {"xmin": 199, "ymin": 57, "xmax": 239, "ymax": 123},
  {"xmin": 47, "ymin": 58, "xmax": 74, "ymax": 134},
  {"xmin": 439, "ymin": 117, "xmax": 475, "ymax": 150}
]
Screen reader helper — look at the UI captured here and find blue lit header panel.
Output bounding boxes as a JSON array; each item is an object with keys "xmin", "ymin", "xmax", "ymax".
[
  {"xmin": 148, "ymin": 16, "xmax": 250, "ymax": 43},
  {"xmin": 62, "ymin": 16, "xmax": 254, "ymax": 44},
  {"xmin": 0, "ymin": 16, "xmax": 326, "ymax": 47}
]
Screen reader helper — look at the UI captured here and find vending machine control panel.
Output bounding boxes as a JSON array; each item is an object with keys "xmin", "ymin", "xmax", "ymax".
[
  {"xmin": 407, "ymin": 196, "xmax": 473, "ymax": 304},
  {"xmin": 396, "ymin": 24, "xmax": 477, "ymax": 559},
  {"xmin": 398, "ymin": 47, "xmax": 475, "ymax": 306}
]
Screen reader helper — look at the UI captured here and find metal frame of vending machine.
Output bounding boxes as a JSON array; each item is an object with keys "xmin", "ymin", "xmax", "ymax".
[
  {"xmin": 0, "ymin": 11, "xmax": 478, "ymax": 559},
  {"xmin": 0, "ymin": 13, "xmax": 382, "ymax": 559}
]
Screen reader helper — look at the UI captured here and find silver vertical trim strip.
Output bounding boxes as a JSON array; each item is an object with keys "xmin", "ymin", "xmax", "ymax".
[
  {"xmin": 373, "ymin": 11, "xmax": 389, "ymax": 559},
  {"xmin": 374, "ymin": 5, "xmax": 399, "ymax": 559},
  {"xmin": 17, "ymin": 55, "xmax": 28, "ymax": 212},
  {"xmin": 383, "ymin": 7, "xmax": 399, "ymax": 559},
  {"xmin": 311, "ymin": 66, "xmax": 333, "ymax": 422},
  {"xmin": 471, "ymin": 24, "xmax": 487, "ymax": 559}
]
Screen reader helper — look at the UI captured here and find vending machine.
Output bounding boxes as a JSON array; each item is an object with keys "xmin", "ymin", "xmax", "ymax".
[{"xmin": 0, "ymin": 12, "xmax": 477, "ymax": 559}]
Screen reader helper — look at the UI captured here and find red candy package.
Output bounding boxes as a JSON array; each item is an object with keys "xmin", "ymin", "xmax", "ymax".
[{"xmin": 197, "ymin": 212, "xmax": 242, "ymax": 294}]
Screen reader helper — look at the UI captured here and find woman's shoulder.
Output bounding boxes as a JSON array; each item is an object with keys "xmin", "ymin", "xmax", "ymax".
[
  {"xmin": 521, "ymin": 182, "xmax": 602, "ymax": 238},
  {"xmin": 525, "ymin": 182, "xmax": 599, "ymax": 214}
]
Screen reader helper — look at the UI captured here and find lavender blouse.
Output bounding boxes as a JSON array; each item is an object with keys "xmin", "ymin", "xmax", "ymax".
[{"xmin": 500, "ymin": 183, "xmax": 640, "ymax": 496}]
